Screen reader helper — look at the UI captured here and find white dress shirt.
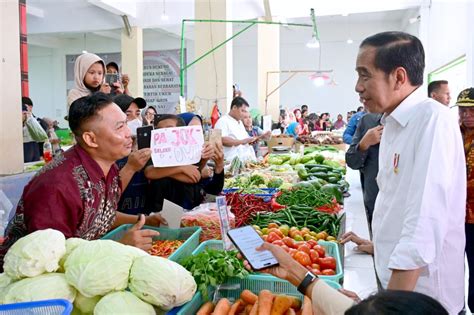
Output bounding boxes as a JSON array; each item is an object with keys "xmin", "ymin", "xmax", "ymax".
[
  {"xmin": 214, "ymin": 114, "xmax": 256, "ymax": 161},
  {"xmin": 373, "ymin": 87, "xmax": 466, "ymax": 314}
]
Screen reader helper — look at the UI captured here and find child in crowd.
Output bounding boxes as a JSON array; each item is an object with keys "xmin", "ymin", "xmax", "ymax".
[{"xmin": 67, "ymin": 53, "xmax": 112, "ymax": 106}]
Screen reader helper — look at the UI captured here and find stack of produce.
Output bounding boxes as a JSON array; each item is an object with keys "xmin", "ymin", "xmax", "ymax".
[
  {"xmin": 297, "ymin": 133, "xmax": 343, "ymax": 145},
  {"xmin": 181, "ymin": 206, "xmax": 236, "ymax": 242},
  {"xmin": 273, "ymin": 185, "xmax": 342, "ymax": 213},
  {"xmin": 225, "ymin": 193, "xmax": 275, "ymax": 227},
  {"xmin": 0, "ymin": 229, "xmax": 196, "ymax": 314},
  {"xmin": 224, "ymin": 171, "xmax": 292, "ymax": 191},
  {"xmin": 148, "ymin": 240, "xmax": 185, "ymax": 258},
  {"xmin": 197, "ymin": 290, "xmax": 312, "ymax": 315}
]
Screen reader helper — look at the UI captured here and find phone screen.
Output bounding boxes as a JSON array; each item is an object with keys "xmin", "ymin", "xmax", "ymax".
[
  {"xmin": 105, "ymin": 73, "xmax": 119, "ymax": 85},
  {"xmin": 137, "ymin": 125, "xmax": 153, "ymax": 149},
  {"xmin": 227, "ymin": 226, "xmax": 279, "ymax": 270}
]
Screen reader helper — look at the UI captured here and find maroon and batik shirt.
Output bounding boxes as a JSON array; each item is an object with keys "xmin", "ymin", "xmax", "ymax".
[{"xmin": 0, "ymin": 145, "xmax": 121, "ymax": 269}]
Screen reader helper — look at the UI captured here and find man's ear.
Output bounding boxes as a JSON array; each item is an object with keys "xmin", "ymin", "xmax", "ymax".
[
  {"xmin": 82, "ymin": 131, "xmax": 99, "ymax": 148},
  {"xmin": 393, "ymin": 67, "xmax": 408, "ymax": 91}
]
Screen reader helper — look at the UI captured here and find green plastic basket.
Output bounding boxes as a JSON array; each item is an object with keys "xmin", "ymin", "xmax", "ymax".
[
  {"xmin": 169, "ymin": 240, "xmax": 342, "ymax": 315},
  {"xmin": 101, "ymin": 225, "xmax": 201, "ymax": 263}
]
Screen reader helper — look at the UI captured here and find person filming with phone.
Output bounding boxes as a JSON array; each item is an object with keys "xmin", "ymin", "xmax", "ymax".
[{"xmin": 106, "ymin": 62, "xmax": 130, "ymax": 96}]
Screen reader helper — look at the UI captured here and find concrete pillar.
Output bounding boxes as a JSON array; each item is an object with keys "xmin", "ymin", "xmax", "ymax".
[
  {"xmin": 257, "ymin": 18, "xmax": 280, "ymax": 120},
  {"xmin": 194, "ymin": 0, "xmax": 233, "ymax": 115},
  {"xmin": 0, "ymin": 0, "xmax": 24, "ymax": 175},
  {"xmin": 121, "ymin": 26, "xmax": 143, "ymax": 97}
]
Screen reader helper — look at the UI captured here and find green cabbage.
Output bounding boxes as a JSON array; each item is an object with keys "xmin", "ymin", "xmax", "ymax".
[
  {"xmin": 74, "ymin": 292, "xmax": 102, "ymax": 314},
  {"xmin": 65, "ymin": 240, "xmax": 135, "ymax": 297},
  {"xmin": 0, "ymin": 273, "xmax": 14, "ymax": 304},
  {"xmin": 59, "ymin": 238, "xmax": 89, "ymax": 272},
  {"xmin": 3, "ymin": 229, "xmax": 66, "ymax": 279},
  {"xmin": 2, "ymin": 273, "xmax": 76, "ymax": 304},
  {"xmin": 94, "ymin": 291, "xmax": 155, "ymax": 315},
  {"xmin": 129, "ymin": 255, "xmax": 196, "ymax": 310}
]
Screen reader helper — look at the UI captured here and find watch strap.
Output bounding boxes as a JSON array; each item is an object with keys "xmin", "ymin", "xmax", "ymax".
[{"xmin": 297, "ymin": 271, "xmax": 317, "ymax": 295}]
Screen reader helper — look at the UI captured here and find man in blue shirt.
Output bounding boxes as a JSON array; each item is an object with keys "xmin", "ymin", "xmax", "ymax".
[{"xmin": 343, "ymin": 106, "xmax": 365, "ymax": 144}]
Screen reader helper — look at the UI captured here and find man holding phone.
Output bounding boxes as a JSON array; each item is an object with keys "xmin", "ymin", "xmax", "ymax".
[{"xmin": 106, "ymin": 61, "xmax": 130, "ymax": 96}]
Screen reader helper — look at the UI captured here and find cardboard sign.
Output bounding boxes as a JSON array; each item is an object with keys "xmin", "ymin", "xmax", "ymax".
[
  {"xmin": 150, "ymin": 126, "xmax": 204, "ymax": 167},
  {"xmin": 216, "ymin": 196, "xmax": 233, "ymax": 250},
  {"xmin": 161, "ymin": 199, "xmax": 184, "ymax": 228}
]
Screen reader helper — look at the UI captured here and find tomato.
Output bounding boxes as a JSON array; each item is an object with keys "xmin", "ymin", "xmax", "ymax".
[
  {"xmin": 266, "ymin": 232, "xmax": 282, "ymax": 243},
  {"xmin": 294, "ymin": 251, "xmax": 311, "ymax": 266},
  {"xmin": 262, "ymin": 235, "xmax": 268, "ymax": 241},
  {"xmin": 306, "ymin": 240, "xmax": 318, "ymax": 249},
  {"xmin": 311, "ymin": 263, "xmax": 320, "ymax": 270},
  {"xmin": 313, "ymin": 269, "xmax": 322, "ymax": 275},
  {"xmin": 321, "ymin": 269, "xmax": 336, "ymax": 276},
  {"xmin": 316, "ymin": 231, "xmax": 328, "ymax": 240},
  {"xmin": 301, "ymin": 227, "xmax": 310, "ymax": 235},
  {"xmin": 293, "ymin": 234, "xmax": 304, "ymax": 242},
  {"xmin": 288, "ymin": 248, "xmax": 297, "ymax": 257},
  {"xmin": 298, "ymin": 244, "xmax": 311, "ymax": 255},
  {"xmin": 279, "ymin": 224, "xmax": 290, "ymax": 236},
  {"xmin": 318, "ymin": 257, "xmax": 336, "ymax": 270},
  {"xmin": 268, "ymin": 223, "xmax": 279, "ymax": 229},
  {"xmin": 282, "ymin": 237, "xmax": 297, "ymax": 248},
  {"xmin": 313, "ymin": 245, "xmax": 326, "ymax": 258},
  {"xmin": 268, "ymin": 228, "xmax": 284, "ymax": 238},
  {"xmin": 280, "ymin": 245, "xmax": 290, "ymax": 252},
  {"xmin": 309, "ymin": 249, "xmax": 319, "ymax": 263},
  {"xmin": 272, "ymin": 240, "xmax": 284, "ymax": 246}
]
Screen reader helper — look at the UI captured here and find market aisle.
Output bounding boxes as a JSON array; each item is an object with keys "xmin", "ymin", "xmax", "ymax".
[{"xmin": 342, "ymin": 168, "xmax": 378, "ymax": 299}]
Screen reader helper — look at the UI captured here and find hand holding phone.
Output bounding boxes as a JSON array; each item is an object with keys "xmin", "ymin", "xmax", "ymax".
[
  {"xmin": 137, "ymin": 125, "xmax": 153, "ymax": 149},
  {"xmin": 227, "ymin": 226, "xmax": 279, "ymax": 270}
]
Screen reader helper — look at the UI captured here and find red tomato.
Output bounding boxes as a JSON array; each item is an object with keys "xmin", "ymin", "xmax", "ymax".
[
  {"xmin": 268, "ymin": 228, "xmax": 284, "ymax": 238},
  {"xmin": 309, "ymin": 249, "xmax": 320, "ymax": 263},
  {"xmin": 280, "ymin": 245, "xmax": 290, "ymax": 252},
  {"xmin": 318, "ymin": 257, "xmax": 336, "ymax": 270},
  {"xmin": 311, "ymin": 263, "xmax": 320, "ymax": 270},
  {"xmin": 306, "ymin": 240, "xmax": 318, "ymax": 248},
  {"xmin": 321, "ymin": 269, "xmax": 336, "ymax": 276},
  {"xmin": 268, "ymin": 223, "xmax": 279, "ymax": 229},
  {"xmin": 298, "ymin": 244, "xmax": 311, "ymax": 255},
  {"xmin": 282, "ymin": 237, "xmax": 297, "ymax": 249},
  {"xmin": 289, "ymin": 248, "xmax": 297, "ymax": 257},
  {"xmin": 294, "ymin": 251, "xmax": 311, "ymax": 266},
  {"xmin": 272, "ymin": 240, "xmax": 284, "ymax": 247},
  {"xmin": 266, "ymin": 232, "xmax": 282, "ymax": 243},
  {"xmin": 313, "ymin": 245, "xmax": 326, "ymax": 258},
  {"xmin": 313, "ymin": 269, "xmax": 322, "ymax": 275}
]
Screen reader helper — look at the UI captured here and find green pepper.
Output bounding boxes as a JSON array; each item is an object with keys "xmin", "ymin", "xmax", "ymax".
[
  {"xmin": 297, "ymin": 168, "xmax": 309, "ymax": 180},
  {"xmin": 320, "ymin": 184, "xmax": 343, "ymax": 204}
]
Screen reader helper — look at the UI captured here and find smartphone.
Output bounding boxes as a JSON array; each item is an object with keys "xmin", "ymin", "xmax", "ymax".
[
  {"xmin": 137, "ymin": 125, "xmax": 153, "ymax": 149},
  {"xmin": 209, "ymin": 129, "xmax": 222, "ymax": 146},
  {"xmin": 227, "ymin": 226, "xmax": 279, "ymax": 271},
  {"xmin": 105, "ymin": 73, "xmax": 119, "ymax": 86}
]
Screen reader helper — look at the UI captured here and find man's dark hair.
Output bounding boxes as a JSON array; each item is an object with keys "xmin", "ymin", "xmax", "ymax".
[
  {"xmin": 357, "ymin": 106, "xmax": 364, "ymax": 112},
  {"xmin": 22, "ymin": 97, "xmax": 33, "ymax": 106},
  {"xmin": 106, "ymin": 62, "xmax": 119, "ymax": 73},
  {"xmin": 230, "ymin": 96, "xmax": 249, "ymax": 109},
  {"xmin": 345, "ymin": 290, "xmax": 447, "ymax": 315},
  {"xmin": 153, "ymin": 114, "xmax": 185, "ymax": 128},
  {"xmin": 428, "ymin": 80, "xmax": 448, "ymax": 96},
  {"xmin": 69, "ymin": 92, "xmax": 113, "ymax": 137},
  {"xmin": 301, "ymin": 104, "xmax": 308, "ymax": 111},
  {"xmin": 360, "ymin": 31, "xmax": 425, "ymax": 86}
]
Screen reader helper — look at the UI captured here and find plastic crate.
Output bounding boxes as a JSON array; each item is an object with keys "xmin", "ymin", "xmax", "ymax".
[
  {"xmin": 223, "ymin": 188, "xmax": 278, "ymax": 202},
  {"xmin": 167, "ymin": 240, "xmax": 342, "ymax": 315},
  {"xmin": 0, "ymin": 299, "xmax": 72, "ymax": 315},
  {"xmin": 101, "ymin": 225, "xmax": 201, "ymax": 263}
]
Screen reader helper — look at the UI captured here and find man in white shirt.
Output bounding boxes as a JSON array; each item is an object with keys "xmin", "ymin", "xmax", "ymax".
[
  {"xmin": 355, "ymin": 31, "xmax": 465, "ymax": 314},
  {"xmin": 428, "ymin": 80, "xmax": 451, "ymax": 106},
  {"xmin": 214, "ymin": 97, "xmax": 257, "ymax": 161}
]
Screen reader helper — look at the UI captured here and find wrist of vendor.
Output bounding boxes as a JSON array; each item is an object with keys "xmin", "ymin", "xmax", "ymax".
[{"xmin": 290, "ymin": 265, "xmax": 319, "ymax": 296}]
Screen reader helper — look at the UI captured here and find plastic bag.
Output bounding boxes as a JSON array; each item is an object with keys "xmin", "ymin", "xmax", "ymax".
[
  {"xmin": 26, "ymin": 117, "xmax": 48, "ymax": 142},
  {"xmin": 181, "ymin": 203, "xmax": 235, "ymax": 242}
]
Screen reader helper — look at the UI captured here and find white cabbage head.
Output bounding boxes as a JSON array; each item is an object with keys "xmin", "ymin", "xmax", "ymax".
[
  {"xmin": 64, "ymin": 240, "xmax": 135, "ymax": 297},
  {"xmin": 58, "ymin": 237, "xmax": 89, "ymax": 272},
  {"xmin": 93, "ymin": 291, "xmax": 155, "ymax": 315},
  {"xmin": 3, "ymin": 229, "xmax": 66, "ymax": 279},
  {"xmin": 129, "ymin": 255, "xmax": 196, "ymax": 310},
  {"xmin": 74, "ymin": 292, "xmax": 102, "ymax": 314},
  {"xmin": 2, "ymin": 273, "xmax": 76, "ymax": 304}
]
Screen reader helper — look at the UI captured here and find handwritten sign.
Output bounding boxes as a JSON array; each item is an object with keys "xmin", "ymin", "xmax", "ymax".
[
  {"xmin": 216, "ymin": 196, "xmax": 233, "ymax": 250},
  {"xmin": 150, "ymin": 126, "xmax": 204, "ymax": 167}
]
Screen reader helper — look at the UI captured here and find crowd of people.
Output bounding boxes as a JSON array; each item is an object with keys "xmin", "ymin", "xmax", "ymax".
[{"xmin": 4, "ymin": 30, "xmax": 474, "ymax": 314}]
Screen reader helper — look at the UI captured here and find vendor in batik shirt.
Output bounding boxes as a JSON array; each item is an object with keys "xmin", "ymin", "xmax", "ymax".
[{"xmin": 0, "ymin": 93, "xmax": 165, "ymax": 270}]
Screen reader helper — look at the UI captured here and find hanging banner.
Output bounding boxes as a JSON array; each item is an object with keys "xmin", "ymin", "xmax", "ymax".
[{"xmin": 143, "ymin": 49, "xmax": 186, "ymax": 114}]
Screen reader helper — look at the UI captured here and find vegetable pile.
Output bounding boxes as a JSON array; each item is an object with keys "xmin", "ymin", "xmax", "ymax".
[
  {"xmin": 275, "ymin": 186, "xmax": 341, "ymax": 213},
  {"xmin": 181, "ymin": 249, "xmax": 249, "ymax": 300},
  {"xmin": 225, "ymin": 193, "xmax": 274, "ymax": 227},
  {"xmin": 148, "ymin": 239, "xmax": 185, "ymax": 257},
  {"xmin": 0, "ymin": 229, "xmax": 196, "ymax": 313},
  {"xmin": 181, "ymin": 209, "xmax": 236, "ymax": 242}
]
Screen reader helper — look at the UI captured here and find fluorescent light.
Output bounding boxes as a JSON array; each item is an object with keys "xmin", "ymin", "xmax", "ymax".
[
  {"xmin": 82, "ymin": 50, "xmax": 88, "ymax": 54},
  {"xmin": 306, "ymin": 36, "xmax": 320, "ymax": 49},
  {"xmin": 313, "ymin": 77, "xmax": 325, "ymax": 87},
  {"xmin": 341, "ymin": 13, "xmax": 349, "ymax": 17},
  {"xmin": 347, "ymin": 38, "xmax": 353, "ymax": 44},
  {"xmin": 161, "ymin": 13, "xmax": 169, "ymax": 21}
]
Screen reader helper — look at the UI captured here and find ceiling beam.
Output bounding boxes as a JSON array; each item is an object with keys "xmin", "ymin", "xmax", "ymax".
[
  {"xmin": 87, "ymin": 0, "xmax": 137, "ymax": 18},
  {"xmin": 263, "ymin": 0, "xmax": 272, "ymax": 22},
  {"xmin": 27, "ymin": 4, "xmax": 44, "ymax": 18}
]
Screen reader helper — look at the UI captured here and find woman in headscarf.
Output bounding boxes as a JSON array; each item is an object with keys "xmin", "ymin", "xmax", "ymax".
[{"xmin": 67, "ymin": 53, "xmax": 111, "ymax": 106}]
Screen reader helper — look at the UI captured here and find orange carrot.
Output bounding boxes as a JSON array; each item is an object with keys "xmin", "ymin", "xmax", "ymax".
[
  {"xmin": 258, "ymin": 290, "xmax": 274, "ymax": 315},
  {"xmin": 212, "ymin": 298, "xmax": 231, "ymax": 315},
  {"xmin": 284, "ymin": 308, "xmax": 297, "ymax": 315},
  {"xmin": 270, "ymin": 295, "xmax": 294, "ymax": 315},
  {"xmin": 240, "ymin": 289, "xmax": 258, "ymax": 305},
  {"xmin": 249, "ymin": 301, "xmax": 259, "ymax": 315},
  {"xmin": 197, "ymin": 301, "xmax": 214, "ymax": 315},
  {"xmin": 300, "ymin": 296, "xmax": 312, "ymax": 315},
  {"xmin": 289, "ymin": 296, "xmax": 302, "ymax": 310},
  {"xmin": 229, "ymin": 299, "xmax": 245, "ymax": 315}
]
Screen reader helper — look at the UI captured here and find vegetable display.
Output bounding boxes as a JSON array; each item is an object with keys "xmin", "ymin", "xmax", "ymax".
[
  {"xmin": 181, "ymin": 249, "xmax": 249, "ymax": 300},
  {"xmin": 148, "ymin": 239, "xmax": 185, "ymax": 257},
  {"xmin": 275, "ymin": 186, "xmax": 340, "ymax": 212},
  {"xmin": 225, "ymin": 193, "xmax": 274, "ymax": 227},
  {"xmin": 181, "ymin": 208, "xmax": 236, "ymax": 242}
]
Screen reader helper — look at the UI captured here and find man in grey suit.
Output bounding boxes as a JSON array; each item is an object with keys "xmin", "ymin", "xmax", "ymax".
[{"xmin": 345, "ymin": 113, "xmax": 383, "ymax": 233}]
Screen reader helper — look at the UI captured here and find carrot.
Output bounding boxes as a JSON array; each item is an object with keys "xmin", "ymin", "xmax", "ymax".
[
  {"xmin": 258, "ymin": 289, "xmax": 274, "ymax": 315},
  {"xmin": 249, "ymin": 301, "xmax": 259, "ymax": 315},
  {"xmin": 284, "ymin": 308, "xmax": 297, "ymax": 315},
  {"xmin": 229, "ymin": 299, "xmax": 245, "ymax": 315},
  {"xmin": 300, "ymin": 296, "xmax": 312, "ymax": 315},
  {"xmin": 240, "ymin": 289, "xmax": 258, "ymax": 305},
  {"xmin": 289, "ymin": 296, "xmax": 302, "ymax": 310},
  {"xmin": 212, "ymin": 298, "xmax": 231, "ymax": 315},
  {"xmin": 197, "ymin": 301, "xmax": 215, "ymax": 315},
  {"xmin": 271, "ymin": 295, "xmax": 294, "ymax": 315}
]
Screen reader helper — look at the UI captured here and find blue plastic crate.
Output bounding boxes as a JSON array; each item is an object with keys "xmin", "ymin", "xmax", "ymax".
[
  {"xmin": 101, "ymin": 225, "xmax": 201, "ymax": 263},
  {"xmin": 223, "ymin": 188, "xmax": 278, "ymax": 202},
  {"xmin": 0, "ymin": 299, "xmax": 72, "ymax": 315}
]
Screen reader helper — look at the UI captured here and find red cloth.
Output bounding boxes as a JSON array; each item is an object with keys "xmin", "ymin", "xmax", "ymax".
[
  {"xmin": 0, "ymin": 145, "xmax": 121, "ymax": 269},
  {"xmin": 211, "ymin": 103, "xmax": 220, "ymax": 128}
]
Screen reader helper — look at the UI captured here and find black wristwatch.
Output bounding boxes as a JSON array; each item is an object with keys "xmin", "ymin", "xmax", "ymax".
[{"xmin": 297, "ymin": 271, "xmax": 318, "ymax": 295}]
